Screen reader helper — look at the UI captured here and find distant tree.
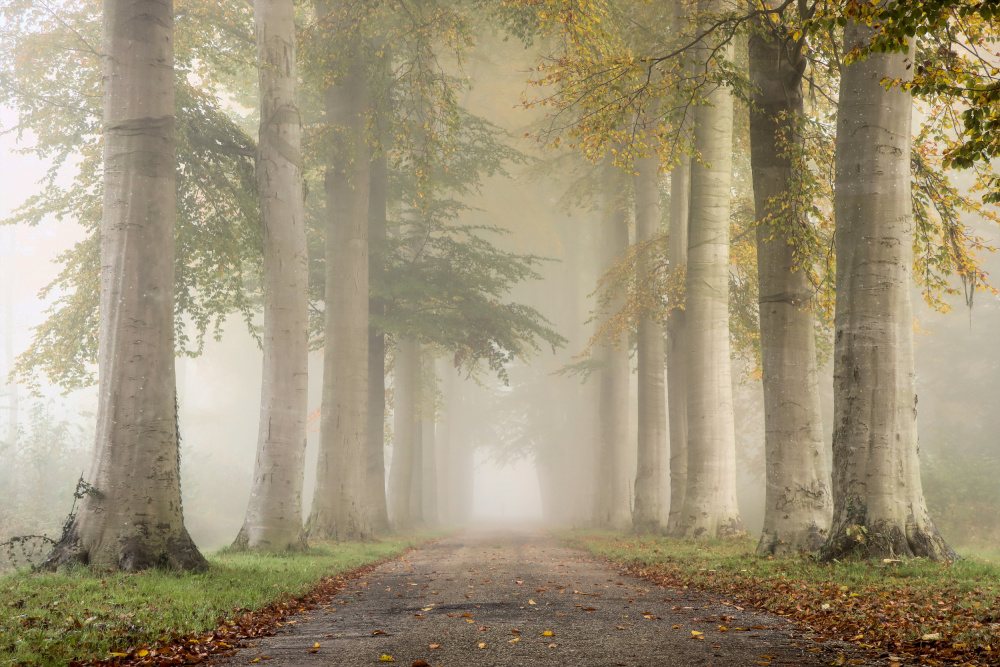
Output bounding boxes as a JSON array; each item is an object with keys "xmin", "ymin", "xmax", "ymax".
[
  {"xmin": 632, "ymin": 154, "xmax": 668, "ymax": 535},
  {"xmin": 592, "ymin": 159, "xmax": 632, "ymax": 531},
  {"xmin": 233, "ymin": 0, "xmax": 310, "ymax": 553},
  {"xmin": 45, "ymin": 0, "xmax": 206, "ymax": 571}
]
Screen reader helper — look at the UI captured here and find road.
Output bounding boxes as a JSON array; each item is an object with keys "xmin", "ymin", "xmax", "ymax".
[{"xmin": 218, "ymin": 527, "xmax": 881, "ymax": 666}]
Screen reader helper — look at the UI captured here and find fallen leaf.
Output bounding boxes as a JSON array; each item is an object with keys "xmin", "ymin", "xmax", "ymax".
[
  {"xmin": 307, "ymin": 649, "xmax": 319, "ymax": 654},
  {"xmin": 548, "ymin": 643, "xmax": 558, "ymax": 648},
  {"xmin": 478, "ymin": 642, "xmax": 487, "ymax": 649},
  {"xmin": 583, "ymin": 606, "xmax": 597, "ymax": 611},
  {"xmin": 508, "ymin": 637, "xmax": 520, "ymax": 643},
  {"xmin": 313, "ymin": 643, "xmax": 320, "ymax": 648},
  {"xmin": 429, "ymin": 644, "xmax": 440, "ymax": 649},
  {"xmin": 380, "ymin": 655, "xmax": 395, "ymax": 662},
  {"xmin": 411, "ymin": 662, "xmax": 429, "ymax": 667},
  {"xmin": 542, "ymin": 630, "xmax": 554, "ymax": 636},
  {"xmin": 372, "ymin": 630, "xmax": 387, "ymax": 636},
  {"xmin": 528, "ymin": 599, "xmax": 536, "ymax": 605}
]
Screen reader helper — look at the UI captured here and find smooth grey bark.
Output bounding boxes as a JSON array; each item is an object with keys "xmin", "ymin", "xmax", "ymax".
[
  {"xmin": 665, "ymin": 151, "xmax": 690, "ymax": 536},
  {"xmin": 388, "ymin": 336, "xmax": 419, "ymax": 528},
  {"xmin": 366, "ymin": 150, "xmax": 391, "ymax": 534},
  {"xmin": 420, "ymin": 346, "xmax": 440, "ymax": 526},
  {"xmin": 409, "ymin": 390, "xmax": 426, "ymax": 527},
  {"xmin": 234, "ymin": 0, "xmax": 309, "ymax": 553},
  {"xmin": 819, "ymin": 19, "xmax": 954, "ymax": 562},
  {"xmin": 45, "ymin": 0, "xmax": 205, "ymax": 571},
  {"xmin": 675, "ymin": 19, "xmax": 743, "ymax": 538},
  {"xmin": 592, "ymin": 161, "xmax": 633, "ymax": 530},
  {"xmin": 749, "ymin": 27, "xmax": 832, "ymax": 556},
  {"xmin": 435, "ymin": 358, "xmax": 458, "ymax": 524},
  {"xmin": 632, "ymin": 155, "xmax": 668, "ymax": 534},
  {"xmin": 307, "ymin": 23, "xmax": 372, "ymax": 540}
]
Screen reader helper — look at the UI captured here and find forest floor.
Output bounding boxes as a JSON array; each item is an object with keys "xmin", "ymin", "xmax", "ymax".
[
  {"xmin": 0, "ymin": 535, "xmax": 434, "ymax": 667},
  {"xmin": 4, "ymin": 528, "xmax": 993, "ymax": 666},
  {"xmin": 202, "ymin": 526, "xmax": 877, "ymax": 667},
  {"xmin": 565, "ymin": 531, "xmax": 1000, "ymax": 667}
]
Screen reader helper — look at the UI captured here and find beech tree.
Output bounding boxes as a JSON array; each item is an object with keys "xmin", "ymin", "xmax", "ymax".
[
  {"xmin": 591, "ymin": 160, "xmax": 632, "ymax": 530},
  {"xmin": 45, "ymin": 0, "xmax": 206, "ymax": 571},
  {"xmin": 748, "ymin": 4, "xmax": 832, "ymax": 555},
  {"xmin": 819, "ymin": 10, "xmax": 954, "ymax": 562},
  {"xmin": 233, "ymin": 0, "xmax": 309, "ymax": 552},
  {"xmin": 674, "ymin": 0, "xmax": 743, "ymax": 538},
  {"xmin": 307, "ymin": 2, "xmax": 372, "ymax": 539},
  {"xmin": 632, "ymin": 154, "xmax": 668, "ymax": 535}
]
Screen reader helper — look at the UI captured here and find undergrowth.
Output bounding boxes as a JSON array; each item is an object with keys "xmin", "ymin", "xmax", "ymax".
[{"xmin": 0, "ymin": 534, "xmax": 438, "ymax": 667}]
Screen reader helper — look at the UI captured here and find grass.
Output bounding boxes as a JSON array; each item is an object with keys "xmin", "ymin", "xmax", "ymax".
[
  {"xmin": 562, "ymin": 531, "xmax": 1000, "ymax": 665},
  {"xmin": 0, "ymin": 534, "xmax": 438, "ymax": 667}
]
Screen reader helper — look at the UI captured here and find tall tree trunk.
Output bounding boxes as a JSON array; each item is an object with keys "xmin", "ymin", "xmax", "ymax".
[
  {"xmin": 592, "ymin": 161, "xmax": 632, "ymax": 529},
  {"xmin": 665, "ymin": 152, "xmax": 690, "ymax": 536},
  {"xmin": 676, "ymin": 18, "xmax": 744, "ymax": 537},
  {"xmin": 420, "ymin": 346, "xmax": 440, "ymax": 526},
  {"xmin": 749, "ymin": 26, "xmax": 832, "ymax": 556},
  {"xmin": 307, "ymin": 23, "xmax": 372, "ymax": 540},
  {"xmin": 366, "ymin": 150, "xmax": 391, "ymax": 534},
  {"xmin": 436, "ymin": 358, "xmax": 457, "ymax": 524},
  {"xmin": 389, "ymin": 336, "xmax": 419, "ymax": 529},
  {"xmin": 632, "ymin": 155, "xmax": 668, "ymax": 534},
  {"xmin": 234, "ymin": 0, "xmax": 309, "ymax": 553},
  {"xmin": 409, "ymin": 393, "xmax": 426, "ymax": 527},
  {"xmin": 819, "ymin": 17, "xmax": 954, "ymax": 562},
  {"xmin": 45, "ymin": 0, "xmax": 206, "ymax": 571}
]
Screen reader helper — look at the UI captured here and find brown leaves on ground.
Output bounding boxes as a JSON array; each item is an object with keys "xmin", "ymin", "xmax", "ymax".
[
  {"xmin": 616, "ymin": 557, "xmax": 1000, "ymax": 666},
  {"xmin": 68, "ymin": 559, "xmax": 390, "ymax": 667}
]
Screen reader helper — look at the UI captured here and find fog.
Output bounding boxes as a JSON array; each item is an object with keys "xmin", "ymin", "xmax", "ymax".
[{"xmin": 1, "ymin": 25, "xmax": 999, "ymax": 559}]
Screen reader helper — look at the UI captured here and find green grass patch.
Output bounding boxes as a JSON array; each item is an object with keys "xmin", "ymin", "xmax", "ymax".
[
  {"xmin": 0, "ymin": 534, "xmax": 439, "ymax": 667},
  {"xmin": 561, "ymin": 531, "xmax": 1000, "ymax": 665}
]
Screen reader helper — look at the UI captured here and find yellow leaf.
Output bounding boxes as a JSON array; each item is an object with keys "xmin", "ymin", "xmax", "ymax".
[
  {"xmin": 542, "ymin": 630, "xmax": 554, "ymax": 637},
  {"xmin": 509, "ymin": 637, "xmax": 520, "ymax": 643},
  {"xmin": 478, "ymin": 642, "xmax": 487, "ymax": 648},
  {"xmin": 313, "ymin": 643, "xmax": 320, "ymax": 648},
  {"xmin": 379, "ymin": 655, "xmax": 395, "ymax": 662},
  {"xmin": 110, "ymin": 653, "xmax": 128, "ymax": 658},
  {"xmin": 528, "ymin": 599, "xmax": 536, "ymax": 605}
]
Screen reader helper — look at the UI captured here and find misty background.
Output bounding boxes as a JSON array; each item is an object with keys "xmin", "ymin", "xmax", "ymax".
[{"xmin": 1, "ymin": 29, "xmax": 997, "ymax": 553}]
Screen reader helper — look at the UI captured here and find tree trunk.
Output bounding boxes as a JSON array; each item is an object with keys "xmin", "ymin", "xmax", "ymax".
[
  {"xmin": 389, "ymin": 336, "xmax": 419, "ymax": 529},
  {"xmin": 819, "ymin": 18, "xmax": 954, "ymax": 562},
  {"xmin": 420, "ymin": 346, "xmax": 440, "ymax": 526},
  {"xmin": 664, "ymin": 151, "xmax": 690, "ymax": 536},
  {"xmin": 632, "ymin": 155, "xmax": 668, "ymax": 534},
  {"xmin": 45, "ymin": 0, "xmax": 206, "ymax": 571},
  {"xmin": 749, "ymin": 27, "xmax": 832, "ymax": 556},
  {"xmin": 675, "ymin": 22, "xmax": 744, "ymax": 538},
  {"xmin": 234, "ymin": 0, "xmax": 309, "ymax": 553},
  {"xmin": 592, "ymin": 161, "xmax": 632, "ymax": 530},
  {"xmin": 366, "ymin": 149, "xmax": 391, "ymax": 534},
  {"xmin": 409, "ymin": 395, "xmax": 426, "ymax": 527},
  {"xmin": 307, "ymin": 22, "xmax": 372, "ymax": 540}
]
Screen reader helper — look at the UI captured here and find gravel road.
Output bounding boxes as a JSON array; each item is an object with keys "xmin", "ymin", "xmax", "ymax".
[{"xmin": 217, "ymin": 527, "xmax": 884, "ymax": 666}]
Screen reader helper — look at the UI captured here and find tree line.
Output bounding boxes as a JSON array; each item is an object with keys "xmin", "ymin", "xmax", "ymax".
[{"xmin": 0, "ymin": 0, "xmax": 996, "ymax": 570}]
